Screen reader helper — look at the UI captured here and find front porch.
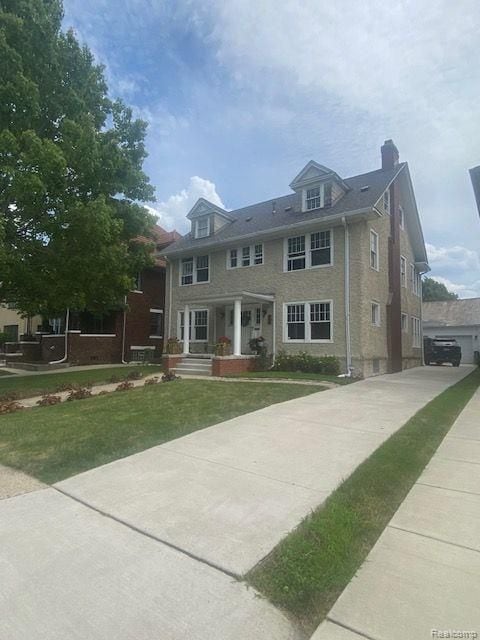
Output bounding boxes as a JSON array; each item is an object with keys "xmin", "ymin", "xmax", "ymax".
[{"xmin": 165, "ymin": 291, "xmax": 275, "ymax": 376}]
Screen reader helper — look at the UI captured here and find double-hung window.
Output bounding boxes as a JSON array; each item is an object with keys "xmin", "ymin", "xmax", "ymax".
[
  {"xmin": 401, "ymin": 312, "xmax": 408, "ymax": 333},
  {"xmin": 304, "ymin": 182, "xmax": 332, "ymax": 211},
  {"xmin": 412, "ymin": 316, "xmax": 421, "ymax": 347},
  {"xmin": 400, "ymin": 256, "xmax": 407, "ymax": 287},
  {"xmin": 149, "ymin": 309, "xmax": 163, "ymax": 337},
  {"xmin": 180, "ymin": 256, "xmax": 209, "ymax": 285},
  {"xmin": 410, "ymin": 264, "xmax": 421, "ymax": 296},
  {"xmin": 228, "ymin": 244, "xmax": 263, "ymax": 268},
  {"xmin": 285, "ymin": 301, "xmax": 332, "ymax": 342},
  {"xmin": 399, "ymin": 205, "xmax": 405, "ymax": 229},
  {"xmin": 195, "ymin": 217, "xmax": 210, "ymax": 238},
  {"xmin": 306, "ymin": 187, "xmax": 321, "ymax": 210},
  {"xmin": 285, "ymin": 231, "xmax": 332, "ymax": 271},
  {"xmin": 371, "ymin": 302, "xmax": 380, "ymax": 327},
  {"xmin": 370, "ymin": 230, "xmax": 379, "ymax": 270},
  {"xmin": 179, "ymin": 309, "xmax": 208, "ymax": 341}
]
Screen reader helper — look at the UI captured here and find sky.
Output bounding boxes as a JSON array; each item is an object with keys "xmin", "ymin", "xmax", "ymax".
[{"xmin": 63, "ymin": 0, "xmax": 480, "ymax": 298}]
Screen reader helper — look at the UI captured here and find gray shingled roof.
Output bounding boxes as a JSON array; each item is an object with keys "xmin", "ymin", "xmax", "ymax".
[
  {"xmin": 423, "ymin": 299, "xmax": 480, "ymax": 326},
  {"xmin": 164, "ymin": 164, "xmax": 405, "ymax": 255}
]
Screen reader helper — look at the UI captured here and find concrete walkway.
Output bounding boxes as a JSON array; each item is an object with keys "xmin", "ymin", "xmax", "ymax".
[
  {"xmin": 0, "ymin": 365, "xmax": 474, "ymax": 639},
  {"xmin": 313, "ymin": 385, "xmax": 480, "ymax": 640}
]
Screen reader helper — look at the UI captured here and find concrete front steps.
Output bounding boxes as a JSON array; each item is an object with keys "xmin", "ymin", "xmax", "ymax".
[{"xmin": 173, "ymin": 355, "xmax": 212, "ymax": 377}]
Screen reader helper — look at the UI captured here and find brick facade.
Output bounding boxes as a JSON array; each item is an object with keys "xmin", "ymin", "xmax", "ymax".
[{"xmin": 211, "ymin": 356, "xmax": 257, "ymax": 376}]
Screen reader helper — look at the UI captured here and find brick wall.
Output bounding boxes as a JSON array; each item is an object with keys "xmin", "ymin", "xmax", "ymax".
[{"xmin": 212, "ymin": 356, "xmax": 257, "ymax": 376}]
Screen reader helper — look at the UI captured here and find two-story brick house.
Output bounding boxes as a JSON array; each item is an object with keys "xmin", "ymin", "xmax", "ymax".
[{"xmin": 163, "ymin": 141, "xmax": 429, "ymax": 377}]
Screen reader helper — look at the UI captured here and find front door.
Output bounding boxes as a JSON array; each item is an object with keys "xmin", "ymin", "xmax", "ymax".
[{"xmin": 224, "ymin": 304, "xmax": 262, "ymax": 353}]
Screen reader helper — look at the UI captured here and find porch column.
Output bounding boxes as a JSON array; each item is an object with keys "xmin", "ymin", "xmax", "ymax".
[
  {"xmin": 233, "ymin": 299, "xmax": 242, "ymax": 356},
  {"xmin": 183, "ymin": 304, "xmax": 190, "ymax": 354}
]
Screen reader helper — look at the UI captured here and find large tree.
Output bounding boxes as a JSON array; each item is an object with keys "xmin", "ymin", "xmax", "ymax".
[
  {"xmin": 422, "ymin": 276, "xmax": 459, "ymax": 302},
  {"xmin": 0, "ymin": 0, "xmax": 156, "ymax": 317}
]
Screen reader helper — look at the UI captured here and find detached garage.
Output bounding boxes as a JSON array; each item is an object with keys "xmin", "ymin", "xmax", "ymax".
[{"xmin": 423, "ymin": 299, "xmax": 480, "ymax": 364}]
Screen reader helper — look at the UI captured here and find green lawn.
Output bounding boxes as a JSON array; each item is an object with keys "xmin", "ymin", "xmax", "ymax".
[
  {"xmin": 0, "ymin": 379, "xmax": 319, "ymax": 484},
  {"xmin": 247, "ymin": 367, "xmax": 480, "ymax": 635},
  {"xmin": 226, "ymin": 370, "xmax": 353, "ymax": 384},
  {"xmin": 0, "ymin": 365, "xmax": 163, "ymax": 400}
]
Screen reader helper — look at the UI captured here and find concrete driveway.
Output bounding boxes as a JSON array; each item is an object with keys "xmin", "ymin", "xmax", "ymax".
[{"xmin": 0, "ymin": 365, "xmax": 473, "ymax": 639}]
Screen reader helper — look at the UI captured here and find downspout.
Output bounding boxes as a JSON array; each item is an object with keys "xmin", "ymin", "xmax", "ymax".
[
  {"xmin": 49, "ymin": 307, "xmax": 70, "ymax": 364},
  {"xmin": 272, "ymin": 299, "xmax": 276, "ymax": 365},
  {"xmin": 121, "ymin": 295, "xmax": 128, "ymax": 364},
  {"xmin": 167, "ymin": 256, "xmax": 173, "ymax": 339},
  {"xmin": 341, "ymin": 217, "xmax": 352, "ymax": 376}
]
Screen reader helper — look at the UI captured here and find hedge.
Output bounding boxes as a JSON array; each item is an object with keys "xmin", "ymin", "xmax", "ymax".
[{"xmin": 273, "ymin": 351, "xmax": 340, "ymax": 376}]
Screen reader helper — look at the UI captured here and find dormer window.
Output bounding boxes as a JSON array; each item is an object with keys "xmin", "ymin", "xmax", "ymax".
[
  {"xmin": 195, "ymin": 217, "xmax": 210, "ymax": 239},
  {"xmin": 303, "ymin": 182, "xmax": 332, "ymax": 212}
]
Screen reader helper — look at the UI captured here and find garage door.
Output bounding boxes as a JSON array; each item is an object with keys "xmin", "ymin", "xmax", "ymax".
[{"xmin": 454, "ymin": 336, "xmax": 475, "ymax": 364}]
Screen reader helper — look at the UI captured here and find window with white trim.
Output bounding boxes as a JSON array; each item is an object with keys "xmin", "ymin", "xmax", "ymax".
[
  {"xmin": 400, "ymin": 256, "xmax": 407, "ymax": 287},
  {"xmin": 195, "ymin": 217, "xmax": 210, "ymax": 239},
  {"xmin": 399, "ymin": 205, "xmax": 404, "ymax": 229},
  {"xmin": 180, "ymin": 256, "xmax": 209, "ymax": 285},
  {"xmin": 303, "ymin": 182, "xmax": 332, "ymax": 211},
  {"xmin": 227, "ymin": 244, "xmax": 263, "ymax": 269},
  {"xmin": 401, "ymin": 312, "xmax": 408, "ymax": 333},
  {"xmin": 179, "ymin": 309, "xmax": 208, "ymax": 342},
  {"xmin": 285, "ymin": 230, "xmax": 332, "ymax": 271},
  {"xmin": 149, "ymin": 309, "xmax": 163, "ymax": 337},
  {"xmin": 383, "ymin": 189, "xmax": 391, "ymax": 214},
  {"xmin": 370, "ymin": 230, "xmax": 379, "ymax": 270},
  {"xmin": 371, "ymin": 302, "xmax": 380, "ymax": 327},
  {"xmin": 412, "ymin": 316, "xmax": 421, "ymax": 347},
  {"xmin": 284, "ymin": 301, "xmax": 332, "ymax": 342},
  {"xmin": 410, "ymin": 264, "xmax": 421, "ymax": 296}
]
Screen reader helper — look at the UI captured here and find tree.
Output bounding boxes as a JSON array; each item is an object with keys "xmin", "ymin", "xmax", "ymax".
[
  {"xmin": 0, "ymin": 0, "xmax": 156, "ymax": 317},
  {"xmin": 422, "ymin": 277, "xmax": 458, "ymax": 302}
]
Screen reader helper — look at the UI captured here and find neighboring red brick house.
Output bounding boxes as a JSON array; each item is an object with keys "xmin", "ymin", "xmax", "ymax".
[{"xmin": 4, "ymin": 225, "xmax": 180, "ymax": 368}]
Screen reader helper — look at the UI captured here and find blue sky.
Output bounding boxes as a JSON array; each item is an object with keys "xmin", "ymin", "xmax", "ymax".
[{"xmin": 63, "ymin": 0, "xmax": 480, "ymax": 297}]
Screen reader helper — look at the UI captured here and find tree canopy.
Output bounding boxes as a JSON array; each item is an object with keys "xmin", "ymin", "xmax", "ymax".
[
  {"xmin": 422, "ymin": 276, "xmax": 459, "ymax": 302},
  {"xmin": 0, "ymin": 0, "xmax": 156, "ymax": 316}
]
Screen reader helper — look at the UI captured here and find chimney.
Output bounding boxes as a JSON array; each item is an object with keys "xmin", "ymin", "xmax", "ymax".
[{"xmin": 381, "ymin": 139, "xmax": 399, "ymax": 171}]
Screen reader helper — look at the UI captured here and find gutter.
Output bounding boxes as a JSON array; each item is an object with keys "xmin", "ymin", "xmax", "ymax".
[
  {"xmin": 49, "ymin": 308, "xmax": 70, "ymax": 364},
  {"xmin": 341, "ymin": 217, "xmax": 353, "ymax": 376}
]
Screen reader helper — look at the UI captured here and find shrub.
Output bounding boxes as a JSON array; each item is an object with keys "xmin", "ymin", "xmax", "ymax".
[
  {"xmin": 115, "ymin": 380, "xmax": 134, "ymax": 392},
  {"xmin": 144, "ymin": 376, "xmax": 159, "ymax": 386},
  {"xmin": 273, "ymin": 351, "xmax": 340, "ymax": 376},
  {"xmin": 37, "ymin": 394, "xmax": 62, "ymax": 407},
  {"xmin": 162, "ymin": 371, "xmax": 179, "ymax": 383},
  {"xmin": 0, "ymin": 400, "xmax": 23, "ymax": 414},
  {"xmin": 126, "ymin": 370, "xmax": 143, "ymax": 381},
  {"xmin": 66, "ymin": 387, "xmax": 93, "ymax": 401}
]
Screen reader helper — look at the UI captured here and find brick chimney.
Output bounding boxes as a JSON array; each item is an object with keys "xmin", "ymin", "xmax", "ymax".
[{"xmin": 381, "ymin": 139, "xmax": 399, "ymax": 170}]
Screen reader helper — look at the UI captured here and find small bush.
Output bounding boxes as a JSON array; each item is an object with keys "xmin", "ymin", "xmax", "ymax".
[
  {"xmin": 36, "ymin": 394, "xmax": 62, "ymax": 407},
  {"xmin": 273, "ymin": 351, "xmax": 340, "ymax": 376},
  {"xmin": 0, "ymin": 391, "xmax": 19, "ymax": 402},
  {"xmin": 0, "ymin": 400, "xmax": 23, "ymax": 414},
  {"xmin": 162, "ymin": 372, "xmax": 179, "ymax": 383},
  {"xmin": 115, "ymin": 380, "xmax": 134, "ymax": 392},
  {"xmin": 126, "ymin": 370, "xmax": 143, "ymax": 380},
  {"xmin": 66, "ymin": 387, "xmax": 93, "ymax": 401},
  {"xmin": 144, "ymin": 376, "xmax": 159, "ymax": 386},
  {"xmin": 55, "ymin": 382, "xmax": 79, "ymax": 392}
]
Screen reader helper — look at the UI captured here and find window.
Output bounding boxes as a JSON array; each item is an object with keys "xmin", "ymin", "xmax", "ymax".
[
  {"xmin": 285, "ymin": 301, "xmax": 332, "ymax": 342},
  {"xmin": 255, "ymin": 307, "xmax": 261, "ymax": 326},
  {"xmin": 285, "ymin": 231, "xmax": 332, "ymax": 271},
  {"xmin": 371, "ymin": 302, "xmax": 380, "ymax": 327},
  {"xmin": 195, "ymin": 217, "xmax": 210, "ymax": 239},
  {"xmin": 370, "ymin": 230, "xmax": 379, "ymax": 270},
  {"xmin": 180, "ymin": 256, "xmax": 209, "ymax": 285},
  {"xmin": 228, "ymin": 244, "xmax": 263, "ymax": 268},
  {"xmin": 303, "ymin": 182, "xmax": 332, "ymax": 211},
  {"xmin": 401, "ymin": 312, "xmax": 408, "ymax": 333},
  {"xmin": 149, "ymin": 309, "xmax": 163, "ymax": 337},
  {"xmin": 310, "ymin": 230, "xmax": 331, "ymax": 266},
  {"xmin": 383, "ymin": 189, "xmax": 390, "ymax": 214},
  {"xmin": 287, "ymin": 236, "xmax": 306, "ymax": 271},
  {"xmin": 400, "ymin": 256, "xmax": 407, "ymax": 287},
  {"xmin": 412, "ymin": 316, "xmax": 421, "ymax": 347},
  {"xmin": 399, "ymin": 205, "xmax": 405, "ymax": 229},
  {"xmin": 410, "ymin": 264, "xmax": 421, "ymax": 296},
  {"xmin": 179, "ymin": 309, "xmax": 208, "ymax": 341}
]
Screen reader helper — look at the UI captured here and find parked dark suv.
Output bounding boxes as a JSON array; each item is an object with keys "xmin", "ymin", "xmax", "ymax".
[{"xmin": 424, "ymin": 337, "xmax": 462, "ymax": 367}]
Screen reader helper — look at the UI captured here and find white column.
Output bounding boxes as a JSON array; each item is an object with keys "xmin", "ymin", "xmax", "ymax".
[
  {"xmin": 183, "ymin": 304, "xmax": 190, "ymax": 354},
  {"xmin": 233, "ymin": 299, "xmax": 242, "ymax": 356}
]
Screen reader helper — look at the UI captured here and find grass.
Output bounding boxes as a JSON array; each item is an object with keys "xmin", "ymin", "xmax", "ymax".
[
  {"xmin": 226, "ymin": 370, "xmax": 353, "ymax": 384},
  {"xmin": 0, "ymin": 379, "xmax": 319, "ymax": 484},
  {"xmin": 247, "ymin": 367, "xmax": 480, "ymax": 635},
  {"xmin": 0, "ymin": 365, "xmax": 163, "ymax": 400}
]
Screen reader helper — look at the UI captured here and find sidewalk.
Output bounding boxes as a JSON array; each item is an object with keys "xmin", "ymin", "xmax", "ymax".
[{"xmin": 313, "ymin": 387, "xmax": 480, "ymax": 640}]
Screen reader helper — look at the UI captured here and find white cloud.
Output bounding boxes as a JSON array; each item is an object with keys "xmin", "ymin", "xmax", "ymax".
[
  {"xmin": 426, "ymin": 243, "xmax": 480, "ymax": 273},
  {"xmin": 430, "ymin": 276, "xmax": 480, "ymax": 300},
  {"xmin": 146, "ymin": 176, "xmax": 225, "ymax": 232}
]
